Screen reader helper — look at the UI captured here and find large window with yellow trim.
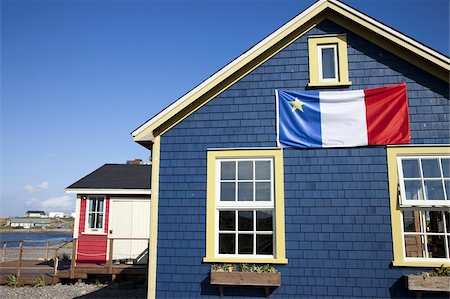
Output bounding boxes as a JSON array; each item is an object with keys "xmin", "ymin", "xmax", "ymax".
[
  {"xmin": 387, "ymin": 146, "xmax": 450, "ymax": 267},
  {"xmin": 204, "ymin": 149, "xmax": 287, "ymax": 264},
  {"xmin": 307, "ymin": 34, "xmax": 351, "ymax": 87}
]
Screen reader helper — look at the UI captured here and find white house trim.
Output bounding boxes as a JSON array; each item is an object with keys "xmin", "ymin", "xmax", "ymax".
[{"xmin": 65, "ymin": 188, "xmax": 151, "ymax": 195}]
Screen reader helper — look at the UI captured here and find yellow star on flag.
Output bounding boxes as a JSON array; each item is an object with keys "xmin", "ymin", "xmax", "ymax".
[{"xmin": 289, "ymin": 98, "xmax": 304, "ymax": 112}]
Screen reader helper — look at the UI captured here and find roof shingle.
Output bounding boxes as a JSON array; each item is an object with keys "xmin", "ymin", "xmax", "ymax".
[{"xmin": 66, "ymin": 164, "xmax": 151, "ymax": 190}]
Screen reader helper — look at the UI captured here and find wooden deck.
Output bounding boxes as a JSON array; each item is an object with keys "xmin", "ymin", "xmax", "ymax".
[
  {"xmin": 0, "ymin": 259, "xmax": 147, "ymax": 284},
  {"xmin": 58, "ymin": 264, "xmax": 147, "ymax": 279},
  {"xmin": 0, "ymin": 238, "xmax": 148, "ymax": 285},
  {"xmin": 0, "ymin": 259, "xmax": 68, "ymax": 284}
]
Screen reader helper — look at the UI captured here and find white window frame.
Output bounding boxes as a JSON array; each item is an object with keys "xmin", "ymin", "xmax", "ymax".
[
  {"xmin": 215, "ymin": 158, "xmax": 275, "ymax": 259},
  {"xmin": 84, "ymin": 196, "xmax": 106, "ymax": 234},
  {"xmin": 397, "ymin": 154, "xmax": 450, "ymax": 262},
  {"xmin": 400, "ymin": 209, "xmax": 450, "ymax": 261},
  {"xmin": 397, "ymin": 155, "xmax": 450, "ymax": 207},
  {"xmin": 317, "ymin": 44, "xmax": 338, "ymax": 83}
]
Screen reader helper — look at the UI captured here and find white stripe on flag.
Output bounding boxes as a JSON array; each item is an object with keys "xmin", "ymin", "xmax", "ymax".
[{"xmin": 319, "ymin": 90, "xmax": 368, "ymax": 147}]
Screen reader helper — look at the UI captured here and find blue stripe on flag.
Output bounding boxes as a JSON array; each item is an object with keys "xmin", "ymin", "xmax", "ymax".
[{"xmin": 277, "ymin": 90, "xmax": 322, "ymax": 148}]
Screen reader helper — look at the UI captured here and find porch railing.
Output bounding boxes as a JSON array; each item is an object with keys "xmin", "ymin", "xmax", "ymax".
[
  {"xmin": 0, "ymin": 239, "xmax": 72, "ymax": 283},
  {"xmin": 1, "ymin": 237, "xmax": 149, "ymax": 281}
]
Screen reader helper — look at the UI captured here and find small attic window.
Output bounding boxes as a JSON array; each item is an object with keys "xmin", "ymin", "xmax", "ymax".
[
  {"xmin": 318, "ymin": 44, "xmax": 338, "ymax": 82},
  {"xmin": 308, "ymin": 34, "xmax": 351, "ymax": 87}
]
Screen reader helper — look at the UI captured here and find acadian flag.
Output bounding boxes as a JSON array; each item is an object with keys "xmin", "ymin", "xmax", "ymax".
[{"xmin": 276, "ymin": 83, "xmax": 410, "ymax": 148}]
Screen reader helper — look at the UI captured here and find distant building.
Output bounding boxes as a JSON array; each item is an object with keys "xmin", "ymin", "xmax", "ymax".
[
  {"xmin": 8, "ymin": 217, "xmax": 51, "ymax": 229},
  {"xmin": 25, "ymin": 210, "xmax": 46, "ymax": 217},
  {"xmin": 49, "ymin": 212, "xmax": 64, "ymax": 218},
  {"xmin": 70, "ymin": 212, "xmax": 76, "ymax": 218}
]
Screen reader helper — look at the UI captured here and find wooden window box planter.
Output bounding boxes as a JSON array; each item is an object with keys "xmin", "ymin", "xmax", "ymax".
[
  {"xmin": 406, "ymin": 275, "xmax": 450, "ymax": 293},
  {"xmin": 210, "ymin": 271, "xmax": 281, "ymax": 297}
]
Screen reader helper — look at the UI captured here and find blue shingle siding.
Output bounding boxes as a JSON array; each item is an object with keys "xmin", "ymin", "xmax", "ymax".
[{"xmin": 155, "ymin": 20, "xmax": 449, "ymax": 298}]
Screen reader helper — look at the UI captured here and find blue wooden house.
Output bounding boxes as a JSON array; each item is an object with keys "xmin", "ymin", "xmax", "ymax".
[{"xmin": 132, "ymin": 0, "xmax": 449, "ymax": 297}]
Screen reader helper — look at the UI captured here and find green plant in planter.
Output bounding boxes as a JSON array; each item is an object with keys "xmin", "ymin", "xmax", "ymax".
[
  {"xmin": 261, "ymin": 264, "xmax": 278, "ymax": 273},
  {"xmin": 250, "ymin": 265, "xmax": 263, "ymax": 273},
  {"xmin": 211, "ymin": 264, "xmax": 221, "ymax": 272},
  {"xmin": 223, "ymin": 264, "xmax": 236, "ymax": 272},
  {"xmin": 211, "ymin": 263, "xmax": 237, "ymax": 272},
  {"xmin": 211, "ymin": 263, "xmax": 278, "ymax": 273},
  {"xmin": 240, "ymin": 263, "xmax": 250, "ymax": 272},
  {"xmin": 426, "ymin": 264, "xmax": 449, "ymax": 277},
  {"xmin": 421, "ymin": 264, "xmax": 450, "ymax": 278}
]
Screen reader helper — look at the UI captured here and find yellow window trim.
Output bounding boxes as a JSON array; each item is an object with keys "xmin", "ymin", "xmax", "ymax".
[
  {"xmin": 387, "ymin": 145, "xmax": 450, "ymax": 268},
  {"xmin": 204, "ymin": 148, "xmax": 287, "ymax": 264},
  {"xmin": 307, "ymin": 34, "xmax": 351, "ymax": 87},
  {"xmin": 147, "ymin": 136, "xmax": 161, "ymax": 299}
]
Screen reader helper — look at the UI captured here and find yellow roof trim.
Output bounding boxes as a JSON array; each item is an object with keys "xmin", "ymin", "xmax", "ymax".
[
  {"xmin": 133, "ymin": 0, "xmax": 450, "ymax": 142},
  {"xmin": 328, "ymin": 0, "xmax": 449, "ymax": 69},
  {"xmin": 132, "ymin": 0, "xmax": 328, "ymax": 142}
]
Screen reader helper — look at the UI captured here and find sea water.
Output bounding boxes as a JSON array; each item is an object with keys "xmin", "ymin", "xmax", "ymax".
[{"xmin": 0, "ymin": 232, "xmax": 73, "ymax": 247}]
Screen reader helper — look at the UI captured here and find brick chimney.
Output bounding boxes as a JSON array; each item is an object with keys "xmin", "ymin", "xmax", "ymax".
[{"xmin": 126, "ymin": 159, "xmax": 142, "ymax": 165}]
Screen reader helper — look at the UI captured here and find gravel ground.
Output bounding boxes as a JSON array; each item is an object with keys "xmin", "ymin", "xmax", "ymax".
[{"xmin": 0, "ymin": 282, "xmax": 147, "ymax": 299}]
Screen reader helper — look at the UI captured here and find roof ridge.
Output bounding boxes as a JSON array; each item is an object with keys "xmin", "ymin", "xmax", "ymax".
[{"xmin": 132, "ymin": 0, "xmax": 449, "ymax": 144}]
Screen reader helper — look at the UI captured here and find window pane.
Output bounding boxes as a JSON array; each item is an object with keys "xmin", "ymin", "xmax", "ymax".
[
  {"xmin": 424, "ymin": 180, "xmax": 445, "ymax": 200},
  {"xmin": 238, "ymin": 182, "xmax": 253, "ymax": 201},
  {"xmin": 97, "ymin": 214, "xmax": 103, "ymax": 229},
  {"xmin": 89, "ymin": 200, "xmax": 94, "ymax": 213},
  {"xmin": 425, "ymin": 211, "xmax": 444, "ymax": 233},
  {"xmin": 422, "ymin": 159, "xmax": 441, "ymax": 178},
  {"xmin": 221, "ymin": 161, "xmax": 235, "ymax": 180},
  {"xmin": 256, "ymin": 235, "xmax": 273, "ymax": 255},
  {"xmin": 97, "ymin": 199, "xmax": 104, "ymax": 213},
  {"xmin": 256, "ymin": 182, "xmax": 271, "ymax": 201},
  {"xmin": 427, "ymin": 235, "xmax": 446, "ymax": 258},
  {"xmin": 404, "ymin": 180, "xmax": 424, "ymax": 200},
  {"xmin": 444, "ymin": 180, "xmax": 450, "ymax": 200},
  {"xmin": 219, "ymin": 234, "xmax": 235, "ymax": 254},
  {"xmin": 257, "ymin": 211, "xmax": 273, "ymax": 231},
  {"xmin": 238, "ymin": 161, "xmax": 253, "ymax": 180},
  {"xmin": 404, "ymin": 235, "xmax": 424, "ymax": 258},
  {"xmin": 403, "ymin": 211, "xmax": 420, "ymax": 233},
  {"xmin": 446, "ymin": 212, "xmax": 450, "ymax": 233},
  {"xmin": 255, "ymin": 161, "xmax": 271, "ymax": 180},
  {"xmin": 442, "ymin": 158, "xmax": 450, "ymax": 177},
  {"xmin": 238, "ymin": 234, "xmax": 253, "ymax": 254},
  {"xmin": 219, "ymin": 211, "xmax": 235, "ymax": 231},
  {"xmin": 238, "ymin": 211, "xmax": 253, "ymax": 231},
  {"xmin": 220, "ymin": 182, "xmax": 235, "ymax": 201},
  {"xmin": 402, "ymin": 159, "xmax": 420, "ymax": 178},
  {"xmin": 321, "ymin": 47, "xmax": 336, "ymax": 79},
  {"xmin": 88, "ymin": 214, "xmax": 94, "ymax": 228},
  {"xmin": 448, "ymin": 237, "xmax": 450, "ymax": 258}
]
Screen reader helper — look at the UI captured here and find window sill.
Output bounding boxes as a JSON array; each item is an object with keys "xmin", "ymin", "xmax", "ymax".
[
  {"xmin": 392, "ymin": 260, "xmax": 450, "ymax": 267},
  {"xmin": 203, "ymin": 256, "xmax": 288, "ymax": 264},
  {"xmin": 81, "ymin": 231, "xmax": 107, "ymax": 236},
  {"xmin": 307, "ymin": 81, "xmax": 352, "ymax": 88}
]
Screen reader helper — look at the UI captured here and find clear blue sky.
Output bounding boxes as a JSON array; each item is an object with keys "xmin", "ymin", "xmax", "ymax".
[{"xmin": 1, "ymin": 0, "xmax": 449, "ymax": 217}]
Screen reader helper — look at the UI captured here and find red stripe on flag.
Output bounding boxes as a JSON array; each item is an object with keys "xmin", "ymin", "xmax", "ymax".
[{"xmin": 364, "ymin": 83, "xmax": 410, "ymax": 145}]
